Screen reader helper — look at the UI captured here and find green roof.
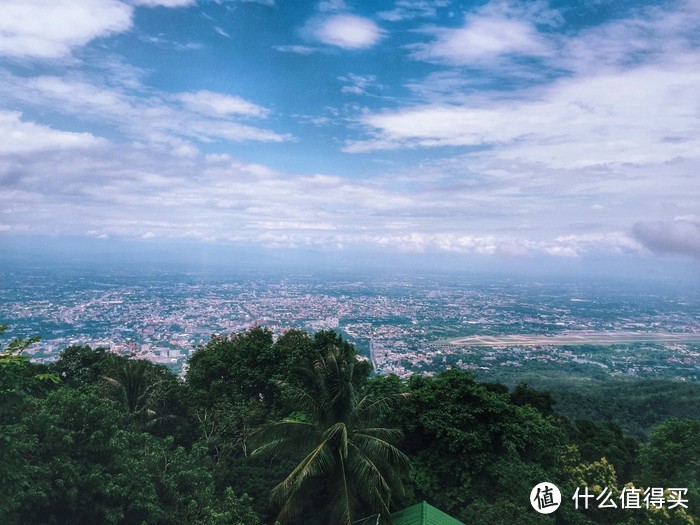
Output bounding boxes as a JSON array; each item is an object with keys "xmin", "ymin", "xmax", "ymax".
[{"xmin": 388, "ymin": 501, "xmax": 465, "ymax": 525}]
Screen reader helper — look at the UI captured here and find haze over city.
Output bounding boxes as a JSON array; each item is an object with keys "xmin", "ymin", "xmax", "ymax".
[{"xmin": 0, "ymin": 0, "xmax": 699, "ymax": 279}]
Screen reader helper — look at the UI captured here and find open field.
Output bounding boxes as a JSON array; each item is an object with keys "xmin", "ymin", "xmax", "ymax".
[{"xmin": 439, "ymin": 331, "xmax": 700, "ymax": 347}]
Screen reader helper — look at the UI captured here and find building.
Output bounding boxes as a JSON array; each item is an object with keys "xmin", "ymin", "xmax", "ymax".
[{"xmin": 385, "ymin": 501, "xmax": 465, "ymax": 525}]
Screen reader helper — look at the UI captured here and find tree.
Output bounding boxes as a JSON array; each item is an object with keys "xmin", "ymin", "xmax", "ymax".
[
  {"xmin": 0, "ymin": 325, "xmax": 55, "ymax": 417},
  {"xmin": 186, "ymin": 328, "xmax": 360, "ymax": 464},
  {"xmin": 50, "ymin": 345, "xmax": 116, "ymax": 388},
  {"xmin": 510, "ymin": 382, "xmax": 556, "ymax": 417},
  {"xmin": 392, "ymin": 369, "xmax": 567, "ymax": 523},
  {"xmin": 570, "ymin": 419, "xmax": 638, "ymax": 482},
  {"xmin": 561, "ymin": 456, "xmax": 696, "ymax": 525},
  {"xmin": 638, "ymin": 418, "xmax": 700, "ymax": 514},
  {"xmin": 0, "ymin": 325, "xmax": 58, "ymax": 523},
  {"xmin": 14, "ymin": 386, "xmax": 257, "ymax": 525},
  {"xmin": 101, "ymin": 357, "xmax": 188, "ymax": 439},
  {"xmin": 252, "ymin": 343, "xmax": 410, "ymax": 524},
  {"xmin": 187, "ymin": 327, "xmax": 278, "ymax": 405},
  {"xmin": 202, "ymin": 487, "xmax": 261, "ymax": 525},
  {"xmin": 103, "ymin": 358, "xmax": 168, "ymax": 415}
]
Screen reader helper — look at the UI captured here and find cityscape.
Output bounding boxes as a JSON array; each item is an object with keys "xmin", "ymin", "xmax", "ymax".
[{"xmin": 3, "ymin": 264, "xmax": 699, "ymax": 382}]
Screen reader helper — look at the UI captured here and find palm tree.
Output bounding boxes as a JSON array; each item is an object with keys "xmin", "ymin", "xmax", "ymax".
[
  {"xmin": 102, "ymin": 358, "xmax": 176, "ymax": 429},
  {"xmin": 252, "ymin": 345, "xmax": 410, "ymax": 524}
]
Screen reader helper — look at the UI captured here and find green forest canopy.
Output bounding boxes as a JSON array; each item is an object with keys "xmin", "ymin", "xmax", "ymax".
[{"xmin": 1, "ymin": 325, "xmax": 698, "ymax": 524}]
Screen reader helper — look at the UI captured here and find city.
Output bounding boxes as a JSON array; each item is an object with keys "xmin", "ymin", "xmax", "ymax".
[{"xmin": 2, "ymin": 266, "xmax": 699, "ymax": 382}]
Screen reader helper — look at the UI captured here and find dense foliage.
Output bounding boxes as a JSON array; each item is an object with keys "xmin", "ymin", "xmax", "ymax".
[
  {"xmin": 1, "ymin": 325, "xmax": 699, "ymax": 524},
  {"xmin": 472, "ymin": 367, "xmax": 700, "ymax": 441}
]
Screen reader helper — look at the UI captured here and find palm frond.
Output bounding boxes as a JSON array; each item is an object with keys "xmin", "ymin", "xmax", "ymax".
[
  {"xmin": 347, "ymin": 442, "xmax": 393, "ymax": 516},
  {"xmin": 251, "ymin": 419, "xmax": 316, "ymax": 457},
  {"xmin": 276, "ymin": 380, "xmax": 320, "ymax": 414},
  {"xmin": 353, "ymin": 392, "xmax": 410, "ymax": 424},
  {"xmin": 353, "ymin": 432, "xmax": 411, "ymax": 478},
  {"xmin": 272, "ymin": 438, "xmax": 335, "ymax": 520},
  {"xmin": 273, "ymin": 468, "xmax": 319, "ymax": 522},
  {"xmin": 323, "ymin": 422, "xmax": 349, "ymax": 459},
  {"xmin": 326, "ymin": 447, "xmax": 357, "ymax": 525},
  {"xmin": 260, "ymin": 346, "xmax": 411, "ymax": 523},
  {"xmin": 354, "ymin": 427, "xmax": 404, "ymax": 442}
]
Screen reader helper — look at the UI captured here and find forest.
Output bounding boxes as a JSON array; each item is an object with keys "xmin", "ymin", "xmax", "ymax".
[{"xmin": 1, "ymin": 324, "xmax": 699, "ymax": 524}]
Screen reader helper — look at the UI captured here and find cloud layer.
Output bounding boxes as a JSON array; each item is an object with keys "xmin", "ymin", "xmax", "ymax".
[
  {"xmin": 0, "ymin": 0, "xmax": 133, "ymax": 59},
  {"xmin": 0, "ymin": 0, "xmax": 698, "ymax": 268},
  {"xmin": 633, "ymin": 220, "xmax": 700, "ymax": 260}
]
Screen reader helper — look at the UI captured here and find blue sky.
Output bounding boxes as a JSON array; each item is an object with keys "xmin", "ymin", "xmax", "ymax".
[{"xmin": 1, "ymin": 0, "xmax": 699, "ymax": 275}]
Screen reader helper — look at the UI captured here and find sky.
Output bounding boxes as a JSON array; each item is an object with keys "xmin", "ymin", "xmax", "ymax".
[{"xmin": 1, "ymin": 0, "xmax": 699, "ymax": 277}]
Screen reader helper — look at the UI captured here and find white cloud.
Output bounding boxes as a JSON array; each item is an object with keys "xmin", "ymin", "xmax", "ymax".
[
  {"xmin": 0, "ymin": 126, "xmax": 649, "ymax": 259},
  {"xmin": 378, "ymin": 0, "xmax": 449, "ymax": 22},
  {"xmin": 318, "ymin": 0, "xmax": 347, "ymax": 13},
  {"xmin": 0, "ymin": 0, "xmax": 202, "ymax": 60},
  {"xmin": 557, "ymin": 1, "xmax": 700, "ymax": 75},
  {"xmin": 310, "ymin": 14, "xmax": 384, "ymax": 49},
  {"xmin": 128, "ymin": 0, "xmax": 195, "ymax": 6},
  {"xmin": 250, "ymin": 221, "xmax": 337, "ymax": 231},
  {"xmin": 273, "ymin": 44, "xmax": 319, "ymax": 54},
  {"xmin": 411, "ymin": 15, "xmax": 548, "ymax": 64},
  {"xmin": 179, "ymin": 91, "xmax": 270, "ymax": 117},
  {"xmin": 24, "ymin": 75, "xmax": 135, "ymax": 117},
  {"xmin": 186, "ymin": 119, "xmax": 288, "ymax": 143},
  {"xmin": 1, "ymin": 0, "xmax": 697, "ymax": 265},
  {"xmin": 544, "ymin": 246, "xmax": 579, "ymax": 258},
  {"xmin": 346, "ymin": 63, "xmax": 700, "ymax": 169},
  {"xmin": 0, "ymin": 0, "xmax": 133, "ymax": 59},
  {"xmin": 213, "ymin": 26, "xmax": 231, "ymax": 38},
  {"xmin": 0, "ymin": 73, "xmax": 291, "ymax": 149},
  {"xmin": 546, "ymin": 233, "xmax": 642, "ymax": 258},
  {"xmin": 0, "ymin": 111, "xmax": 104, "ymax": 153},
  {"xmin": 338, "ymin": 73, "xmax": 378, "ymax": 95},
  {"xmin": 406, "ymin": 1, "xmax": 562, "ymax": 67}
]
